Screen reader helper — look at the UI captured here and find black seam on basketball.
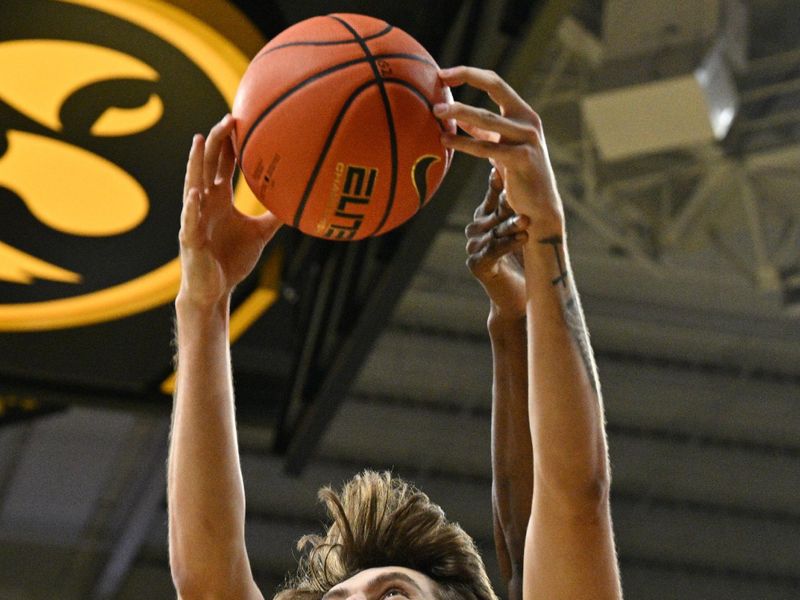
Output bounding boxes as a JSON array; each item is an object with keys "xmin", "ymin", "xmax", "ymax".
[
  {"xmin": 382, "ymin": 78, "xmax": 446, "ymax": 132},
  {"xmin": 329, "ymin": 15, "xmax": 399, "ymax": 238},
  {"xmin": 292, "ymin": 80, "xmax": 378, "ymax": 228},
  {"xmin": 372, "ymin": 52, "xmax": 435, "ymax": 67},
  {"xmin": 240, "ymin": 57, "xmax": 364, "ymax": 159},
  {"xmin": 251, "ymin": 46, "xmax": 433, "ymax": 69},
  {"xmin": 239, "ymin": 53, "xmax": 434, "ymax": 160},
  {"xmin": 256, "ymin": 24, "xmax": 394, "ymax": 57}
]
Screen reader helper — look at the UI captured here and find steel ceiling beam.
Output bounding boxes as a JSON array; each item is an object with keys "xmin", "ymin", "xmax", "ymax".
[
  {"xmin": 281, "ymin": 153, "xmax": 476, "ymax": 474},
  {"xmin": 88, "ymin": 418, "xmax": 170, "ymax": 600}
]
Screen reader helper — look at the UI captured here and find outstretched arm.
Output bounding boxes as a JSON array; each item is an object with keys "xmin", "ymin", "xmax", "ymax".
[
  {"xmin": 169, "ymin": 115, "xmax": 280, "ymax": 599},
  {"xmin": 440, "ymin": 66, "xmax": 621, "ymax": 600},
  {"xmin": 465, "ymin": 170, "xmax": 532, "ymax": 600}
]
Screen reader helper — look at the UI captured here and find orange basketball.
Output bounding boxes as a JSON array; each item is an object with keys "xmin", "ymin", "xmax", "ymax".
[{"xmin": 232, "ymin": 13, "xmax": 455, "ymax": 241}]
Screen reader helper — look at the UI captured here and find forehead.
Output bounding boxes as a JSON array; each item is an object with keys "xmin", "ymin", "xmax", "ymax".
[{"xmin": 331, "ymin": 566, "xmax": 436, "ymax": 596}]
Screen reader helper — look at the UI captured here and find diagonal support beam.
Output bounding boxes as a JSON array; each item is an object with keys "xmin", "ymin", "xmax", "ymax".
[
  {"xmin": 89, "ymin": 418, "xmax": 170, "ymax": 599},
  {"xmin": 660, "ymin": 162, "xmax": 731, "ymax": 248},
  {"xmin": 283, "ymin": 152, "xmax": 476, "ymax": 474}
]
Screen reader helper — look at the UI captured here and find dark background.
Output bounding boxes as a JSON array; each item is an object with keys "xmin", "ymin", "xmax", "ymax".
[{"xmin": 1, "ymin": 1, "xmax": 800, "ymax": 598}]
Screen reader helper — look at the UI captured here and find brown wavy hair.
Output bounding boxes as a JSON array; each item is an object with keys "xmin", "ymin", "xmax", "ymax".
[{"xmin": 275, "ymin": 470, "xmax": 497, "ymax": 600}]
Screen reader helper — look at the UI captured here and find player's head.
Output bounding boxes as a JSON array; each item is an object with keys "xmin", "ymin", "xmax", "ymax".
[{"xmin": 276, "ymin": 470, "xmax": 497, "ymax": 600}]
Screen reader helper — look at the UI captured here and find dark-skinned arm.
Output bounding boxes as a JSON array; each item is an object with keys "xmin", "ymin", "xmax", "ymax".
[{"xmin": 465, "ymin": 170, "xmax": 532, "ymax": 600}]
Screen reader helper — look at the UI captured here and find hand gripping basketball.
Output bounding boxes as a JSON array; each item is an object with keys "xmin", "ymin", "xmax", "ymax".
[
  {"xmin": 436, "ymin": 66, "xmax": 564, "ymax": 233},
  {"xmin": 179, "ymin": 115, "xmax": 281, "ymax": 306}
]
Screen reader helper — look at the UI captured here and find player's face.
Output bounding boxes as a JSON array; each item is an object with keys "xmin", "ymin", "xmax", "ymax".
[{"xmin": 321, "ymin": 566, "xmax": 438, "ymax": 600}]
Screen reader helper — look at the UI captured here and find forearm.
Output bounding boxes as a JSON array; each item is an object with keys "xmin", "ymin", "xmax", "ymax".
[
  {"xmin": 488, "ymin": 309, "xmax": 532, "ymax": 592},
  {"xmin": 168, "ymin": 294, "xmax": 251, "ymax": 590},
  {"xmin": 523, "ymin": 226, "xmax": 609, "ymax": 502}
]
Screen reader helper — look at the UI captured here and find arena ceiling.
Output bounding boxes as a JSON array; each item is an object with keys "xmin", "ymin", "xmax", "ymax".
[{"xmin": 1, "ymin": 1, "xmax": 799, "ymax": 598}]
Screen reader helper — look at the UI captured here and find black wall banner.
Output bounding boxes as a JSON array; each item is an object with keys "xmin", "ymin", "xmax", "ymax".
[{"xmin": 0, "ymin": 0, "xmax": 264, "ymax": 395}]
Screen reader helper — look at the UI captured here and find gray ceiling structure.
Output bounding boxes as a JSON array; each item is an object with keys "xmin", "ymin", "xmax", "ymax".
[{"xmin": 2, "ymin": 1, "xmax": 800, "ymax": 599}]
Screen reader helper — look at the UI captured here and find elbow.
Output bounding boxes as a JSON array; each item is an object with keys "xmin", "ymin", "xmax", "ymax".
[
  {"xmin": 545, "ymin": 475, "xmax": 611, "ymax": 523},
  {"xmin": 170, "ymin": 565, "xmax": 202, "ymax": 600},
  {"xmin": 169, "ymin": 533, "xmax": 201, "ymax": 598},
  {"xmin": 566, "ymin": 471, "xmax": 612, "ymax": 515},
  {"xmin": 170, "ymin": 548, "xmax": 247, "ymax": 600},
  {"xmin": 582, "ymin": 472, "xmax": 611, "ymax": 505},
  {"xmin": 556, "ymin": 440, "xmax": 613, "ymax": 510},
  {"xmin": 171, "ymin": 567, "xmax": 236, "ymax": 600},
  {"xmin": 571, "ymin": 450, "xmax": 612, "ymax": 501},
  {"xmin": 538, "ymin": 464, "xmax": 612, "ymax": 515},
  {"xmin": 170, "ymin": 555, "xmax": 212, "ymax": 600}
]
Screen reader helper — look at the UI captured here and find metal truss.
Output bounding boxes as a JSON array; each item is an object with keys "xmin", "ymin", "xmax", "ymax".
[{"xmin": 526, "ymin": 26, "xmax": 800, "ymax": 308}]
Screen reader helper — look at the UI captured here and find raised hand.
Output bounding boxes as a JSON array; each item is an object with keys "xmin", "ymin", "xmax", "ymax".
[
  {"xmin": 178, "ymin": 114, "xmax": 281, "ymax": 307},
  {"xmin": 465, "ymin": 168, "xmax": 529, "ymax": 321},
  {"xmin": 436, "ymin": 66, "xmax": 563, "ymax": 234}
]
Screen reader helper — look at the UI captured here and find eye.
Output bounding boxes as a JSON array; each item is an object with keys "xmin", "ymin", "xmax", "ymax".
[{"xmin": 381, "ymin": 588, "xmax": 408, "ymax": 600}]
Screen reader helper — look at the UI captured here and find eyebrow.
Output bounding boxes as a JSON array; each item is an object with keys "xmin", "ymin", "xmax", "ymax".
[{"xmin": 323, "ymin": 571, "xmax": 425, "ymax": 600}]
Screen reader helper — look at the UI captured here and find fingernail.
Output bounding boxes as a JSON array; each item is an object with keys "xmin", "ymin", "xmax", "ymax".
[
  {"xmin": 433, "ymin": 103, "xmax": 448, "ymax": 116},
  {"xmin": 439, "ymin": 67, "xmax": 453, "ymax": 76}
]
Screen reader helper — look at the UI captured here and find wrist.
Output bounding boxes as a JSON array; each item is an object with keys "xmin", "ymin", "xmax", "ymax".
[
  {"xmin": 514, "ymin": 187, "xmax": 565, "ymax": 233},
  {"xmin": 175, "ymin": 290, "xmax": 231, "ymax": 320},
  {"xmin": 488, "ymin": 304, "xmax": 525, "ymax": 333},
  {"xmin": 524, "ymin": 211, "xmax": 565, "ymax": 241},
  {"xmin": 522, "ymin": 222, "xmax": 568, "ymax": 257},
  {"xmin": 479, "ymin": 274, "xmax": 527, "ymax": 322}
]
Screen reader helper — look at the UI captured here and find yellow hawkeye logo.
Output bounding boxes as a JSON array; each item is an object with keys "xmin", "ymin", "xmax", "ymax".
[
  {"xmin": 0, "ymin": 0, "xmax": 261, "ymax": 331},
  {"xmin": 0, "ymin": 39, "xmax": 157, "ymax": 285}
]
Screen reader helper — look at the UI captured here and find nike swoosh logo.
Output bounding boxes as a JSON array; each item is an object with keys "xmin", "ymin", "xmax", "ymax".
[{"xmin": 411, "ymin": 154, "xmax": 440, "ymax": 207}]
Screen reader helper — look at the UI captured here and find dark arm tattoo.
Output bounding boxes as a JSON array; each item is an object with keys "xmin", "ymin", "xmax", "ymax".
[
  {"xmin": 539, "ymin": 236, "xmax": 599, "ymax": 395},
  {"xmin": 539, "ymin": 236, "xmax": 568, "ymax": 287},
  {"xmin": 564, "ymin": 295, "xmax": 599, "ymax": 395}
]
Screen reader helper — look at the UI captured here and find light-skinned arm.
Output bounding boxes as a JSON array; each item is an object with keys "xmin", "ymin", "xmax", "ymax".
[
  {"xmin": 168, "ymin": 114, "xmax": 280, "ymax": 600},
  {"xmin": 439, "ymin": 66, "xmax": 622, "ymax": 600}
]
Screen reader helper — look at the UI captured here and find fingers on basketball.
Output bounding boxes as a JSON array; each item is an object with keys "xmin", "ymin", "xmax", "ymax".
[
  {"xmin": 203, "ymin": 115, "xmax": 236, "ymax": 192},
  {"xmin": 184, "ymin": 134, "xmax": 204, "ymax": 201},
  {"xmin": 179, "ymin": 188, "xmax": 202, "ymax": 248}
]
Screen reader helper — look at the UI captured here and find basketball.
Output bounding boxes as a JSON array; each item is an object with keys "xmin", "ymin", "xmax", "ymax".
[{"xmin": 231, "ymin": 13, "xmax": 455, "ymax": 241}]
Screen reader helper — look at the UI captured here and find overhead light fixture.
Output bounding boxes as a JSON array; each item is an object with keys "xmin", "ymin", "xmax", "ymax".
[{"xmin": 579, "ymin": 0, "xmax": 746, "ymax": 162}]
